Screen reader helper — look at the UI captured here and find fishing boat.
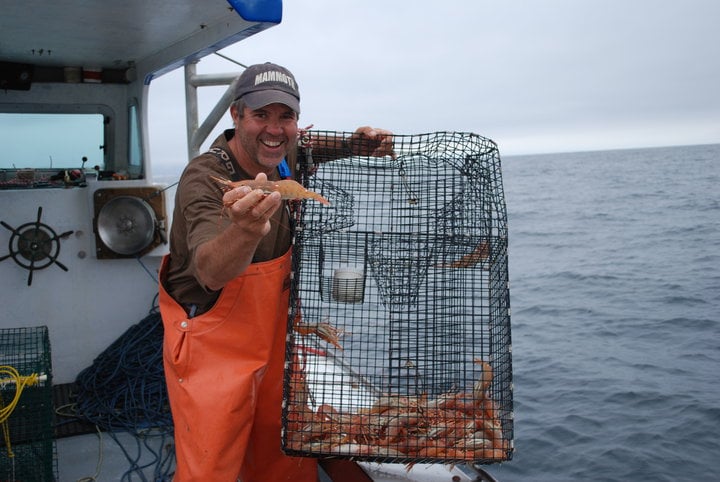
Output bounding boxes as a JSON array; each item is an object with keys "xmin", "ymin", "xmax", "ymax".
[{"xmin": 1, "ymin": 1, "xmax": 506, "ymax": 480}]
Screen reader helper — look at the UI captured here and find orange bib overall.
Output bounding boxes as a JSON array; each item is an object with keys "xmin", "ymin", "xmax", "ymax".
[{"xmin": 159, "ymin": 250, "xmax": 317, "ymax": 482}]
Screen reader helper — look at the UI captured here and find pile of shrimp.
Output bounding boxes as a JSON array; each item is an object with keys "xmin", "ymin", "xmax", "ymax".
[{"xmin": 285, "ymin": 358, "xmax": 510, "ymax": 465}]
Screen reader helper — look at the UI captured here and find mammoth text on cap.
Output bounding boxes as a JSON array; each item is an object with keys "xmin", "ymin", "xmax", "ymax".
[{"xmin": 255, "ymin": 71, "xmax": 296, "ymax": 91}]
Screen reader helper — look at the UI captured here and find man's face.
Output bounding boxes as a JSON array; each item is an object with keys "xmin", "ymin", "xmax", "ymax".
[{"xmin": 233, "ymin": 102, "xmax": 298, "ymax": 175}]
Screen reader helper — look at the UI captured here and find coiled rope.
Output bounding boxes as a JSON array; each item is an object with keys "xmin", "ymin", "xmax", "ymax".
[
  {"xmin": 0, "ymin": 366, "xmax": 42, "ymax": 458},
  {"xmin": 73, "ymin": 305, "xmax": 174, "ymax": 481}
]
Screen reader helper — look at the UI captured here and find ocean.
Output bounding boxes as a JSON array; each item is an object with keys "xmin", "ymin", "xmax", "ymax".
[{"xmin": 485, "ymin": 143, "xmax": 720, "ymax": 482}]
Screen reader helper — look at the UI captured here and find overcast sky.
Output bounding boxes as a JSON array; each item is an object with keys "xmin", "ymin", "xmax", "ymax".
[{"xmin": 148, "ymin": 0, "xmax": 720, "ymax": 173}]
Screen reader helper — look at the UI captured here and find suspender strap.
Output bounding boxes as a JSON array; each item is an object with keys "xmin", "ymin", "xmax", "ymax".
[
  {"xmin": 277, "ymin": 158, "xmax": 291, "ymax": 179},
  {"xmin": 206, "ymin": 146, "xmax": 292, "ymax": 181},
  {"xmin": 207, "ymin": 146, "xmax": 241, "ymax": 182}
]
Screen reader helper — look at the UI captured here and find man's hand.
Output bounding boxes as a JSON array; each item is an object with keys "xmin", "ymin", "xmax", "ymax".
[
  {"xmin": 196, "ymin": 172, "xmax": 283, "ymax": 291},
  {"xmin": 348, "ymin": 126, "xmax": 396, "ymax": 159},
  {"xmin": 222, "ymin": 172, "xmax": 282, "ymax": 238}
]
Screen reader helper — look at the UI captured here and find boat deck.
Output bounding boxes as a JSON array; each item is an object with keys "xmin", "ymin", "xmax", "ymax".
[
  {"xmin": 50, "ymin": 356, "xmax": 482, "ymax": 481},
  {"xmin": 56, "ymin": 434, "xmax": 480, "ymax": 482}
]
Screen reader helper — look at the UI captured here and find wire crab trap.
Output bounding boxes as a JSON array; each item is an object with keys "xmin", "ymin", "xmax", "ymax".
[
  {"xmin": 282, "ymin": 131, "xmax": 513, "ymax": 466},
  {"xmin": 0, "ymin": 326, "xmax": 57, "ymax": 482}
]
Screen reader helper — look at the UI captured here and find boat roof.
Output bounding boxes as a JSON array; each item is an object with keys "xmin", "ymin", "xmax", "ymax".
[{"xmin": 2, "ymin": 0, "xmax": 281, "ymax": 82}]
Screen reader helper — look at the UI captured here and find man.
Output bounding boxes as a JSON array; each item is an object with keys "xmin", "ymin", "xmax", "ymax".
[{"xmin": 158, "ymin": 62, "xmax": 393, "ymax": 481}]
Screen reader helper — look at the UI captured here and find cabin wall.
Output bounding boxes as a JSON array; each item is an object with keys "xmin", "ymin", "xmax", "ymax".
[
  {"xmin": 0, "ymin": 181, "xmax": 165, "ymax": 383},
  {"xmin": 1, "ymin": 78, "xmax": 166, "ymax": 383}
]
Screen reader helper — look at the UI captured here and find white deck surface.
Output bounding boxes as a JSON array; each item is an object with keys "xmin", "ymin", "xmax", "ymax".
[
  {"xmin": 54, "ymin": 350, "xmax": 481, "ymax": 481},
  {"xmin": 57, "ymin": 432, "xmax": 477, "ymax": 482}
]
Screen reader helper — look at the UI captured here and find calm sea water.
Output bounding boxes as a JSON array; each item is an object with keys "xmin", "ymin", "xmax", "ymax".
[{"xmin": 484, "ymin": 144, "xmax": 720, "ymax": 482}]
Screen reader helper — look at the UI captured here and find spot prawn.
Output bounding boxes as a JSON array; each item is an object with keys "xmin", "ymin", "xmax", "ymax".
[{"xmin": 210, "ymin": 175, "xmax": 330, "ymax": 206}]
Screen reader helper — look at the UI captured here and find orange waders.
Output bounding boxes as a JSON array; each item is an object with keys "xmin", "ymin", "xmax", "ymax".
[{"xmin": 159, "ymin": 250, "xmax": 318, "ymax": 482}]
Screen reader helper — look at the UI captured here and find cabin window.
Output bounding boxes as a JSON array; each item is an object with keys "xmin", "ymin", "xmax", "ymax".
[
  {"xmin": 0, "ymin": 113, "xmax": 104, "ymax": 170},
  {"xmin": 128, "ymin": 103, "xmax": 142, "ymax": 172}
]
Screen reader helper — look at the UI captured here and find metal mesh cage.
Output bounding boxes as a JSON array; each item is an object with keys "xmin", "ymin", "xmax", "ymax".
[
  {"xmin": 0, "ymin": 326, "xmax": 58, "ymax": 481},
  {"xmin": 282, "ymin": 131, "xmax": 513, "ymax": 465}
]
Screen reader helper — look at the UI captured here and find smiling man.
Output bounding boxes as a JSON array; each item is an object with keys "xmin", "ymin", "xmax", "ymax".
[{"xmin": 158, "ymin": 62, "xmax": 393, "ymax": 481}]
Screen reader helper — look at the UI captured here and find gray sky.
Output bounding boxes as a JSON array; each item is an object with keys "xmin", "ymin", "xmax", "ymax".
[{"xmin": 148, "ymin": 0, "xmax": 720, "ymax": 172}]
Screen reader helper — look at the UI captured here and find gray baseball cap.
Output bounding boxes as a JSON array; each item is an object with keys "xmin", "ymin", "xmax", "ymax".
[{"xmin": 233, "ymin": 62, "xmax": 300, "ymax": 114}]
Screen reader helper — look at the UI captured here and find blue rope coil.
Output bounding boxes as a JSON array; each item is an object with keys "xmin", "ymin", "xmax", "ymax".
[
  {"xmin": 74, "ymin": 309, "xmax": 172, "ymax": 433},
  {"xmin": 74, "ymin": 306, "xmax": 175, "ymax": 481}
]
